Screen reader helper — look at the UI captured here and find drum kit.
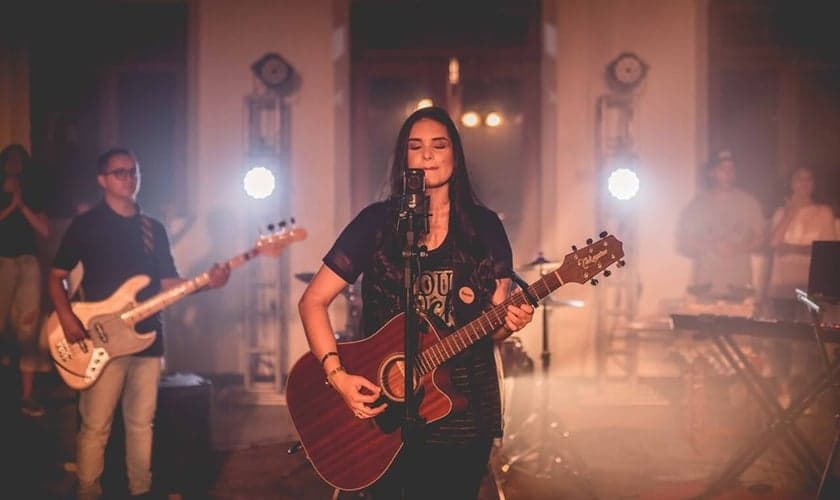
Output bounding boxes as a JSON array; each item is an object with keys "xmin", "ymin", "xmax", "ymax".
[{"xmin": 492, "ymin": 252, "xmax": 597, "ymax": 498}]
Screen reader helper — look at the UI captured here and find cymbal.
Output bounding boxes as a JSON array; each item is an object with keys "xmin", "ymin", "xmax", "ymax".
[
  {"xmin": 544, "ymin": 298, "xmax": 585, "ymax": 309},
  {"xmin": 518, "ymin": 254, "xmax": 560, "ymax": 271},
  {"xmin": 294, "ymin": 272, "xmax": 315, "ymax": 283}
]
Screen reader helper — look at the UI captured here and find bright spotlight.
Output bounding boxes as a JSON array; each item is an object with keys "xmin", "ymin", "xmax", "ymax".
[
  {"xmin": 607, "ymin": 168, "xmax": 640, "ymax": 200},
  {"xmin": 485, "ymin": 112, "xmax": 503, "ymax": 127},
  {"xmin": 461, "ymin": 111, "xmax": 480, "ymax": 128},
  {"xmin": 416, "ymin": 98, "xmax": 434, "ymax": 110},
  {"xmin": 243, "ymin": 166, "xmax": 276, "ymax": 199}
]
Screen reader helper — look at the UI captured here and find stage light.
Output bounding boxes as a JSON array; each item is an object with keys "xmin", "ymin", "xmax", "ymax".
[
  {"xmin": 243, "ymin": 166, "xmax": 276, "ymax": 199},
  {"xmin": 607, "ymin": 167, "xmax": 640, "ymax": 200},
  {"xmin": 415, "ymin": 98, "xmax": 434, "ymax": 110},
  {"xmin": 485, "ymin": 112, "xmax": 503, "ymax": 127},
  {"xmin": 461, "ymin": 111, "xmax": 480, "ymax": 128}
]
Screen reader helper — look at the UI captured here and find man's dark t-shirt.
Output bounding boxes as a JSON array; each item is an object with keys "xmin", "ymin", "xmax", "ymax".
[{"xmin": 52, "ymin": 202, "xmax": 179, "ymax": 356}]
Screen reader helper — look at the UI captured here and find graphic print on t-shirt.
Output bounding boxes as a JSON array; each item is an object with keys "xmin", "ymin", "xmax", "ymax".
[{"xmin": 415, "ymin": 269, "xmax": 454, "ymax": 327}]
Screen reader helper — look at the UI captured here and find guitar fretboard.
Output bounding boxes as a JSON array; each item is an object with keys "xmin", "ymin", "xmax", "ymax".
[
  {"xmin": 412, "ymin": 235, "xmax": 621, "ymax": 376},
  {"xmin": 413, "ymin": 265, "xmax": 568, "ymax": 376},
  {"xmin": 120, "ymin": 248, "xmax": 259, "ymax": 326}
]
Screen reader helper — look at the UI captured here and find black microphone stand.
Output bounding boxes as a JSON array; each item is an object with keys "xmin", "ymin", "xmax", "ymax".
[{"xmin": 399, "ymin": 170, "xmax": 429, "ymax": 499}]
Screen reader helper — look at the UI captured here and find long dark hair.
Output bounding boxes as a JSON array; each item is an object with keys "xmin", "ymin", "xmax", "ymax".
[
  {"xmin": 363, "ymin": 106, "xmax": 497, "ymax": 331},
  {"xmin": 386, "ymin": 106, "xmax": 485, "ymax": 254}
]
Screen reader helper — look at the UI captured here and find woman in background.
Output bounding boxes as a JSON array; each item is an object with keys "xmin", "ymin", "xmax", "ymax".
[
  {"xmin": 765, "ymin": 166, "xmax": 836, "ymax": 406},
  {"xmin": 766, "ymin": 166, "xmax": 836, "ymax": 318},
  {"xmin": 0, "ymin": 144, "xmax": 50, "ymax": 417}
]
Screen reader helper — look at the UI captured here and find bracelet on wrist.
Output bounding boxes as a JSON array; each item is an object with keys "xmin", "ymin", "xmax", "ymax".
[
  {"xmin": 320, "ymin": 351, "xmax": 339, "ymax": 366},
  {"xmin": 324, "ymin": 365, "xmax": 346, "ymax": 386}
]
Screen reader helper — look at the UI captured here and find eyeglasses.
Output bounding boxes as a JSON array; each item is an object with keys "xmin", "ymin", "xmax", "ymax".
[{"xmin": 103, "ymin": 168, "xmax": 138, "ymax": 180}]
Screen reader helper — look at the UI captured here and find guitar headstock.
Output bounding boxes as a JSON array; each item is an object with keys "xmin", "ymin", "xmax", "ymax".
[
  {"xmin": 256, "ymin": 220, "xmax": 308, "ymax": 257},
  {"xmin": 558, "ymin": 232, "xmax": 625, "ymax": 285}
]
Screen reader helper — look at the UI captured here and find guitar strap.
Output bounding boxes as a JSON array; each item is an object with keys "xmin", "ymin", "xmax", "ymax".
[
  {"xmin": 140, "ymin": 215, "xmax": 155, "ymax": 255},
  {"xmin": 140, "ymin": 213, "xmax": 166, "ymax": 283}
]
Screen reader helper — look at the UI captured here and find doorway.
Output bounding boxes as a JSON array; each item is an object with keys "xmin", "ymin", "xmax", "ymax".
[{"xmin": 349, "ymin": 0, "xmax": 543, "ymax": 251}]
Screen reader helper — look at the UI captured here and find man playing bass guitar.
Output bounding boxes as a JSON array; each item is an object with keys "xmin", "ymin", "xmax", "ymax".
[{"xmin": 47, "ymin": 148, "xmax": 230, "ymax": 500}]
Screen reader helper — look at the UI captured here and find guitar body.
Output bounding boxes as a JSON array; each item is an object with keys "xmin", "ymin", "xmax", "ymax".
[
  {"xmin": 286, "ymin": 312, "xmax": 464, "ymax": 491},
  {"xmin": 45, "ymin": 275, "xmax": 157, "ymax": 390}
]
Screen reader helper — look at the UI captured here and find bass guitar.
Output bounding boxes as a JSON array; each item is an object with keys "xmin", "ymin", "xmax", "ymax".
[
  {"xmin": 46, "ymin": 225, "xmax": 307, "ymax": 390},
  {"xmin": 285, "ymin": 233, "xmax": 624, "ymax": 491}
]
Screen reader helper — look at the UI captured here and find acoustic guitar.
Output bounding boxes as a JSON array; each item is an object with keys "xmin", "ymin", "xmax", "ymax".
[{"xmin": 286, "ymin": 233, "xmax": 624, "ymax": 491}]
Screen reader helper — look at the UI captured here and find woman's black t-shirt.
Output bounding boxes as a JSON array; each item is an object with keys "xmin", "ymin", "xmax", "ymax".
[{"xmin": 324, "ymin": 199, "xmax": 512, "ymax": 443}]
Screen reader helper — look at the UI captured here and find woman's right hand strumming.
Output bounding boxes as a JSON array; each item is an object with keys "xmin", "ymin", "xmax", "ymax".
[
  {"xmin": 299, "ymin": 264, "xmax": 388, "ymax": 419},
  {"xmin": 328, "ymin": 369, "xmax": 387, "ymax": 419},
  {"xmin": 59, "ymin": 313, "xmax": 87, "ymax": 343}
]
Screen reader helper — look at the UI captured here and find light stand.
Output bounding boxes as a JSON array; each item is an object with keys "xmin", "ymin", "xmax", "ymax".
[
  {"xmin": 500, "ymin": 261, "xmax": 597, "ymax": 498},
  {"xmin": 239, "ymin": 68, "xmax": 294, "ymax": 404}
]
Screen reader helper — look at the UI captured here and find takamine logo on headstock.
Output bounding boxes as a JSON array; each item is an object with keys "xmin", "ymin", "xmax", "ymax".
[{"xmin": 559, "ymin": 232, "xmax": 625, "ymax": 285}]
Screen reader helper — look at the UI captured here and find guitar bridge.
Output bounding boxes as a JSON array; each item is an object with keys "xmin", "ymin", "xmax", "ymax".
[{"xmin": 85, "ymin": 348, "xmax": 110, "ymax": 382}]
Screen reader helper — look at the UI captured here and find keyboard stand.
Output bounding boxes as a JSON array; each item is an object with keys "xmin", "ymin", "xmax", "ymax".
[
  {"xmin": 694, "ymin": 329, "xmax": 834, "ymax": 498},
  {"xmin": 796, "ymin": 289, "xmax": 840, "ymax": 499}
]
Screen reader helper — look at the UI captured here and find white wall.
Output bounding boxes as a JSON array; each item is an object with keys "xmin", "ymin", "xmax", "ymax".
[
  {"xmin": 168, "ymin": 0, "xmax": 343, "ymax": 376},
  {"xmin": 175, "ymin": 0, "xmax": 706, "ymax": 380},
  {"xmin": 526, "ymin": 0, "xmax": 705, "ymax": 375}
]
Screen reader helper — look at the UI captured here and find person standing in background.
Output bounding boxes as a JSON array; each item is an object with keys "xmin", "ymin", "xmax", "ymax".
[
  {"xmin": 677, "ymin": 149, "xmax": 767, "ymax": 303},
  {"xmin": 766, "ymin": 166, "xmax": 837, "ymax": 318},
  {"xmin": 765, "ymin": 166, "xmax": 836, "ymax": 407},
  {"xmin": 0, "ymin": 144, "xmax": 50, "ymax": 417}
]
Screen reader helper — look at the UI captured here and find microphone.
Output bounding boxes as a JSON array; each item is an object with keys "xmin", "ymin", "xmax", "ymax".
[
  {"xmin": 404, "ymin": 168, "xmax": 425, "ymax": 211},
  {"xmin": 402, "ymin": 168, "xmax": 428, "ymax": 235}
]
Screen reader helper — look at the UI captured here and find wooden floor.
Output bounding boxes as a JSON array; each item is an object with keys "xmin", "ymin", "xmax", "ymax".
[{"xmin": 1, "ymin": 365, "xmax": 835, "ymax": 499}]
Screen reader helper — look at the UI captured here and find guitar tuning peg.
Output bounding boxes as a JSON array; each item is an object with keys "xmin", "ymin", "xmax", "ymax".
[
  {"xmin": 586, "ymin": 238, "xmax": 593, "ymax": 245},
  {"xmin": 279, "ymin": 220, "xmax": 287, "ymax": 228},
  {"xmin": 571, "ymin": 245, "xmax": 578, "ymax": 251},
  {"xmin": 290, "ymin": 217, "xmax": 296, "ymax": 225},
  {"xmin": 603, "ymin": 270, "xmax": 612, "ymax": 277},
  {"xmin": 590, "ymin": 278, "xmax": 599, "ymax": 286},
  {"xmin": 267, "ymin": 224, "xmax": 275, "ymax": 232},
  {"xmin": 599, "ymin": 231, "xmax": 608, "ymax": 238},
  {"xmin": 617, "ymin": 260, "xmax": 626, "ymax": 268}
]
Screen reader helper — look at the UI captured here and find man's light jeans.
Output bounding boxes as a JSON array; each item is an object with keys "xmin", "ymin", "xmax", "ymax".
[{"xmin": 77, "ymin": 355, "xmax": 161, "ymax": 499}]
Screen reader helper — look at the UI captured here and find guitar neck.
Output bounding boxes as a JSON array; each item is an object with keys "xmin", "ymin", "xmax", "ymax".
[
  {"xmin": 415, "ymin": 267, "xmax": 568, "ymax": 376},
  {"xmin": 121, "ymin": 247, "xmax": 259, "ymax": 326}
]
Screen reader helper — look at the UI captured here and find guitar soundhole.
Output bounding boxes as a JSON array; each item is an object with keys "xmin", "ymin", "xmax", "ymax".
[{"xmin": 379, "ymin": 354, "xmax": 420, "ymax": 402}]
